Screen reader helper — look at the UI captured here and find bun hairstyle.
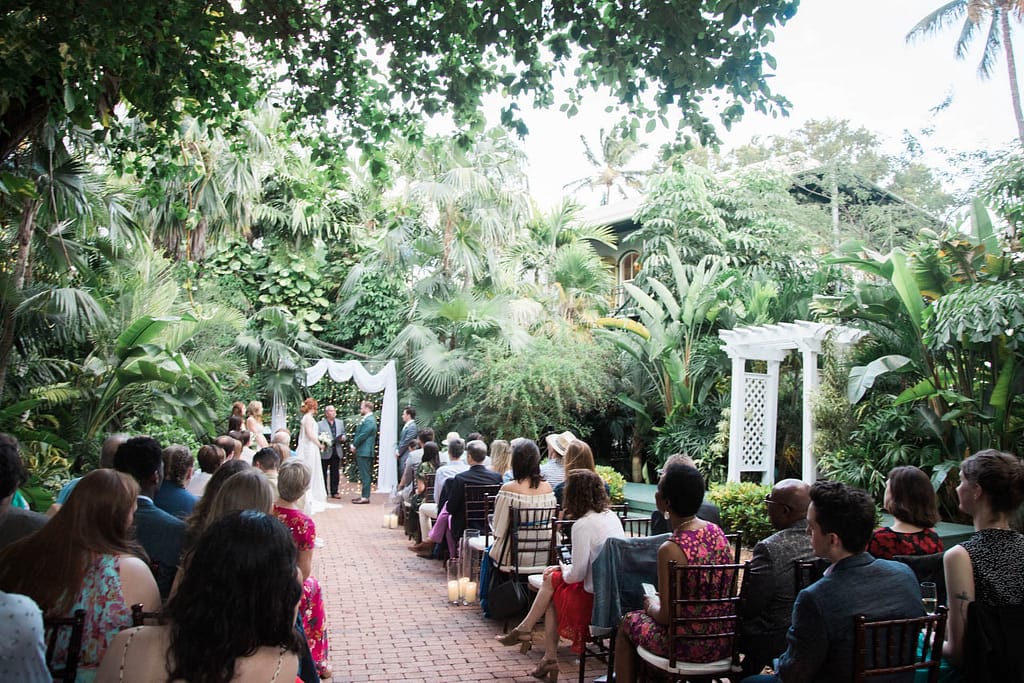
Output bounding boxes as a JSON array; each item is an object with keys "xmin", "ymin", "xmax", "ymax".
[
  {"xmin": 961, "ymin": 449, "xmax": 1024, "ymax": 514},
  {"xmin": 300, "ymin": 397, "xmax": 318, "ymax": 414}
]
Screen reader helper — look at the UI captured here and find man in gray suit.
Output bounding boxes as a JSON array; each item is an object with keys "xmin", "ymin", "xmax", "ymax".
[
  {"xmin": 317, "ymin": 405, "xmax": 345, "ymax": 500},
  {"xmin": 396, "ymin": 405, "xmax": 418, "ymax": 477}
]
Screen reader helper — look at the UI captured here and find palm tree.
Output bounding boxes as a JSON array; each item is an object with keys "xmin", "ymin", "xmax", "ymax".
[
  {"xmin": 907, "ymin": 0, "xmax": 1024, "ymax": 143},
  {"xmin": 565, "ymin": 120, "xmax": 649, "ymax": 205}
]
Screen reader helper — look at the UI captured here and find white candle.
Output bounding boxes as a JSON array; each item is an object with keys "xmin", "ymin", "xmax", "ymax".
[
  {"xmin": 458, "ymin": 576, "xmax": 470, "ymax": 598},
  {"xmin": 447, "ymin": 580, "xmax": 460, "ymax": 602},
  {"xmin": 464, "ymin": 581, "xmax": 478, "ymax": 603},
  {"xmin": 382, "ymin": 514, "xmax": 390, "ymax": 528},
  {"xmin": 388, "ymin": 514, "xmax": 398, "ymax": 529}
]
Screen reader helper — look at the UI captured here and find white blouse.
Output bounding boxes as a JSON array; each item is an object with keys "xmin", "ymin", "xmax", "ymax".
[{"xmin": 562, "ymin": 509, "xmax": 625, "ymax": 592}]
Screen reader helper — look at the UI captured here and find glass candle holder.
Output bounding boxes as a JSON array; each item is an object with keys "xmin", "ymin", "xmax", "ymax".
[{"xmin": 445, "ymin": 559, "xmax": 461, "ymax": 605}]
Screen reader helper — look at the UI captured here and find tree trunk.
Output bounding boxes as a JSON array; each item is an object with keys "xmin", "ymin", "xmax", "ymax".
[
  {"xmin": 1000, "ymin": 6, "xmax": 1024, "ymax": 144},
  {"xmin": 0, "ymin": 199, "xmax": 41, "ymax": 400}
]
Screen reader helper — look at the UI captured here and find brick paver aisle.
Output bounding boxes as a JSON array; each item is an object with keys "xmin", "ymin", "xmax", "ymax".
[{"xmin": 314, "ymin": 483, "xmax": 609, "ymax": 683}]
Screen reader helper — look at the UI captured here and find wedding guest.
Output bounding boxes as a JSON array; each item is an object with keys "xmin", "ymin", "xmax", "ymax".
[
  {"xmin": 496, "ymin": 470, "xmax": 624, "ymax": 681},
  {"xmin": 740, "ymin": 481, "xmax": 924, "ymax": 683},
  {"xmin": 942, "ymin": 450, "xmax": 1024, "ymax": 673},
  {"xmin": 616, "ymin": 463, "xmax": 732, "ymax": 683},
  {"xmin": 274, "ymin": 461, "xmax": 331, "ymax": 679},
  {"xmin": 246, "ymin": 400, "xmax": 270, "ymax": 449},
  {"xmin": 488, "ymin": 439, "xmax": 556, "ymax": 570},
  {"xmin": 867, "ymin": 465, "xmax": 943, "ymax": 559},
  {"xmin": 153, "ymin": 444, "xmax": 197, "ymax": 520},
  {"xmin": 113, "ymin": 436, "xmax": 185, "ymax": 598},
  {"xmin": 0, "ymin": 591, "xmax": 49, "ymax": 682},
  {"xmin": 186, "ymin": 444, "xmax": 225, "ymax": 498},
  {"xmin": 96, "ymin": 511, "xmax": 303, "ymax": 683},
  {"xmin": 54, "ymin": 433, "xmax": 129, "ymax": 506},
  {"xmin": 541, "ymin": 431, "xmax": 575, "ymax": 486},
  {"xmin": 0, "ymin": 470, "xmax": 160, "ymax": 681},
  {"xmin": 0, "ymin": 434, "xmax": 46, "ymax": 549}
]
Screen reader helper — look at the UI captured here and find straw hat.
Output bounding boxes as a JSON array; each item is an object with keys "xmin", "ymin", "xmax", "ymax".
[
  {"xmin": 442, "ymin": 431, "xmax": 462, "ymax": 446},
  {"xmin": 545, "ymin": 430, "xmax": 577, "ymax": 457}
]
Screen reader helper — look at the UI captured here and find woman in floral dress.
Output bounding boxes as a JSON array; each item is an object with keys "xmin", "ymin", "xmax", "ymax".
[
  {"xmin": 614, "ymin": 462, "xmax": 732, "ymax": 683},
  {"xmin": 274, "ymin": 460, "xmax": 331, "ymax": 679}
]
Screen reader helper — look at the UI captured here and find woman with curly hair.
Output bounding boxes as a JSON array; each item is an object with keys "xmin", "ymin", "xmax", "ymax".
[
  {"xmin": 496, "ymin": 469, "xmax": 624, "ymax": 682},
  {"xmin": 0, "ymin": 469, "xmax": 160, "ymax": 681},
  {"xmin": 97, "ymin": 510, "xmax": 304, "ymax": 683}
]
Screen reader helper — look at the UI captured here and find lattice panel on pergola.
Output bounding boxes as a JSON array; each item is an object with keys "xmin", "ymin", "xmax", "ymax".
[{"xmin": 741, "ymin": 373, "xmax": 768, "ymax": 468}]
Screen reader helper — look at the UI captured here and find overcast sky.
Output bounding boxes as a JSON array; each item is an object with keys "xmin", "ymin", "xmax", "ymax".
[{"xmin": 495, "ymin": 0, "xmax": 1021, "ymax": 210}]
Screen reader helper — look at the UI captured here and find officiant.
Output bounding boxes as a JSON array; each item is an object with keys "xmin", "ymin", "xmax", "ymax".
[{"xmin": 318, "ymin": 404, "xmax": 346, "ymax": 500}]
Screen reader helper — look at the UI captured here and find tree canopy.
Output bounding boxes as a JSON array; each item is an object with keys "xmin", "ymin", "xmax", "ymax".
[{"xmin": 2, "ymin": 0, "xmax": 799, "ymax": 164}]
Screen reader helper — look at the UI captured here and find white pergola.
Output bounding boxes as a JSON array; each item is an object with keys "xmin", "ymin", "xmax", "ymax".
[{"xmin": 718, "ymin": 321, "xmax": 866, "ymax": 485}]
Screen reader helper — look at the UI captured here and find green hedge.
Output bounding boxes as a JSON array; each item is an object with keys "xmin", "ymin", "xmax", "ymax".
[{"xmin": 706, "ymin": 481, "xmax": 773, "ymax": 546}]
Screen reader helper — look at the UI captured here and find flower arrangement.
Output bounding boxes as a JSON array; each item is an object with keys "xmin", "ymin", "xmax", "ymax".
[{"xmin": 317, "ymin": 431, "xmax": 333, "ymax": 447}]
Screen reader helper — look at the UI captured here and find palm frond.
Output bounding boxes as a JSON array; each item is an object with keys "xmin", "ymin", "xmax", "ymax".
[{"xmin": 906, "ymin": 1, "xmax": 969, "ymax": 42}]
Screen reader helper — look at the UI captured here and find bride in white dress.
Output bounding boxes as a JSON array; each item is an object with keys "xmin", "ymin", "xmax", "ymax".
[{"xmin": 297, "ymin": 398, "xmax": 328, "ymax": 514}]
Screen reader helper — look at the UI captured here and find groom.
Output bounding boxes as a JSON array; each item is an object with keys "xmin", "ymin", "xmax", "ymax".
[
  {"xmin": 317, "ymin": 404, "xmax": 345, "ymax": 500},
  {"xmin": 349, "ymin": 400, "xmax": 377, "ymax": 504}
]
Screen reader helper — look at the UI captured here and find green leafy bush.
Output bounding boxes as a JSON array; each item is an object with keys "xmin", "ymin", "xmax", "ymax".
[
  {"xmin": 596, "ymin": 465, "xmax": 626, "ymax": 504},
  {"xmin": 706, "ymin": 481, "xmax": 773, "ymax": 545}
]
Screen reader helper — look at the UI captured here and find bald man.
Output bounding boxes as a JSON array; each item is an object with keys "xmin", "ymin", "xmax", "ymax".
[{"xmin": 739, "ymin": 479, "xmax": 814, "ymax": 677}]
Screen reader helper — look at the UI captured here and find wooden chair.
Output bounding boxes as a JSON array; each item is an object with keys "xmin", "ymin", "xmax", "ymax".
[
  {"xmin": 621, "ymin": 516, "xmax": 651, "ymax": 538},
  {"xmin": 500, "ymin": 505, "xmax": 558, "ymax": 578},
  {"xmin": 462, "ymin": 483, "xmax": 502, "ymax": 546},
  {"xmin": 635, "ymin": 562, "xmax": 748, "ymax": 683},
  {"xmin": 853, "ymin": 606, "xmax": 947, "ymax": 682},
  {"xmin": 611, "ymin": 503, "xmax": 630, "ymax": 521},
  {"xmin": 423, "ymin": 472, "xmax": 436, "ymax": 504},
  {"xmin": 794, "ymin": 557, "xmax": 828, "ymax": 592},
  {"xmin": 131, "ymin": 602, "xmax": 165, "ymax": 627},
  {"xmin": 44, "ymin": 609, "xmax": 86, "ymax": 683},
  {"xmin": 724, "ymin": 532, "xmax": 743, "ymax": 564}
]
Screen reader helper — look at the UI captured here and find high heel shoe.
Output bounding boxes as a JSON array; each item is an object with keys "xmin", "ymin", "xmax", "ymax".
[
  {"xmin": 529, "ymin": 659, "xmax": 558, "ymax": 682},
  {"xmin": 495, "ymin": 627, "xmax": 532, "ymax": 653}
]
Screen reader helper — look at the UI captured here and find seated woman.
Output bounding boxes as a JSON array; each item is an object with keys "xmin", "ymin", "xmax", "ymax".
[
  {"xmin": 552, "ymin": 440, "xmax": 607, "ymax": 508},
  {"xmin": 614, "ymin": 463, "xmax": 732, "ymax": 683},
  {"xmin": 0, "ymin": 470, "xmax": 161, "ymax": 682},
  {"xmin": 496, "ymin": 470, "xmax": 624, "ymax": 682},
  {"xmin": 942, "ymin": 450, "xmax": 1024, "ymax": 674},
  {"xmin": 183, "ymin": 460, "xmax": 262, "ymax": 550},
  {"xmin": 489, "ymin": 439, "xmax": 513, "ymax": 483},
  {"xmin": 404, "ymin": 441, "xmax": 441, "ymax": 543},
  {"xmin": 487, "ymin": 438, "xmax": 556, "ymax": 571},
  {"xmin": 867, "ymin": 465, "xmax": 943, "ymax": 559},
  {"xmin": 97, "ymin": 510, "xmax": 304, "ymax": 683},
  {"xmin": 274, "ymin": 461, "xmax": 332, "ymax": 680}
]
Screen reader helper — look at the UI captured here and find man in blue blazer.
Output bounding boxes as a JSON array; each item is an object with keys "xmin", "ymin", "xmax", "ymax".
[
  {"xmin": 114, "ymin": 436, "xmax": 185, "ymax": 598},
  {"xmin": 741, "ymin": 481, "xmax": 924, "ymax": 683}
]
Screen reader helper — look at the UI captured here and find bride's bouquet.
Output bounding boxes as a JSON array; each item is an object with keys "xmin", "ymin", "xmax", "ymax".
[{"xmin": 318, "ymin": 431, "xmax": 333, "ymax": 447}]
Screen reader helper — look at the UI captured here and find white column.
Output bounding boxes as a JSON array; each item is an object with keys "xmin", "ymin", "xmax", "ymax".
[
  {"xmin": 763, "ymin": 359, "xmax": 782, "ymax": 487},
  {"xmin": 801, "ymin": 348, "xmax": 820, "ymax": 483},
  {"xmin": 727, "ymin": 355, "xmax": 746, "ymax": 483}
]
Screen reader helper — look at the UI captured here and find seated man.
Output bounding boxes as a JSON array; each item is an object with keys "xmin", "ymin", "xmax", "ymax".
[
  {"xmin": 741, "ymin": 481, "xmax": 924, "ymax": 683},
  {"xmin": 739, "ymin": 479, "xmax": 814, "ymax": 676},
  {"xmin": 153, "ymin": 444, "xmax": 198, "ymax": 519},
  {"xmin": 114, "ymin": 436, "xmax": 186, "ymax": 598},
  {"xmin": 0, "ymin": 434, "xmax": 47, "ymax": 550},
  {"xmin": 187, "ymin": 444, "xmax": 225, "ymax": 497},
  {"xmin": 416, "ymin": 440, "xmax": 502, "ymax": 557}
]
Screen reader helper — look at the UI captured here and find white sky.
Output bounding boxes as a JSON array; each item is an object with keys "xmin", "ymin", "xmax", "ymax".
[{"xmin": 491, "ymin": 0, "xmax": 1022, "ymax": 210}]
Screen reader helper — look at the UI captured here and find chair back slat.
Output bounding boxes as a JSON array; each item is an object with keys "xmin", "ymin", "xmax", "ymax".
[
  {"xmin": 852, "ymin": 606, "xmax": 947, "ymax": 681},
  {"xmin": 463, "ymin": 484, "xmax": 501, "ymax": 541},
  {"xmin": 794, "ymin": 557, "xmax": 828, "ymax": 592},
  {"xmin": 724, "ymin": 532, "xmax": 743, "ymax": 564},
  {"xmin": 610, "ymin": 503, "xmax": 629, "ymax": 521},
  {"xmin": 664, "ymin": 561, "xmax": 748, "ymax": 670},
  {"xmin": 44, "ymin": 609, "xmax": 86, "ymax": 683},
  {"xmin": 508, "ymin": 506, "xmax": 558, "ymax": 577},
  {"xmin": 423, "ymin": 472, "xmax": 436, "ymax": 504},
  {"xmin": 621, "ymin": 517, "xmax": 650, "ymax": 538},
  {"xmin": 548, "ymin": 518, "xmax": 575, "ymax": 565}
]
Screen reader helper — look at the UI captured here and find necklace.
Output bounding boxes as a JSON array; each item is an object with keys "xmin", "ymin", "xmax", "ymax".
[{"xmin": 673, "ymin": 515, "xmax": 697, "ymax": 530}]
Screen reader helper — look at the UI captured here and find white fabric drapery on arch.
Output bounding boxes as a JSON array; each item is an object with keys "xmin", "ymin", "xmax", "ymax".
[{"xmin": 273, "ymin": 359, "xmax": 399, "ymax": 493}]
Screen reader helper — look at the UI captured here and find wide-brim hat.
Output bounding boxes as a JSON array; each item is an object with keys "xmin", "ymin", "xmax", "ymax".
[
  {"xmin": 442, "ymin": 431, "xmax": 461, "ymax": 446},
  {"xmin": 545, "ymin": 430, "xmax": 577, "ymax": 457}
]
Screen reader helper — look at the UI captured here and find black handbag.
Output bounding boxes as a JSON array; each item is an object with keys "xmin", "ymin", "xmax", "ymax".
[{"xmin": 486, "ymin": 533, "xmax": 530, "ymax": 619}]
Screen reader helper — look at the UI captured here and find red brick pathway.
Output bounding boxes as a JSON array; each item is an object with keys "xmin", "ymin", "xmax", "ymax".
[{"xmin": 314, "ymin": 482, "xmax": 608, "ymax": 683}]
